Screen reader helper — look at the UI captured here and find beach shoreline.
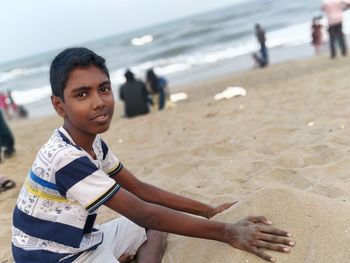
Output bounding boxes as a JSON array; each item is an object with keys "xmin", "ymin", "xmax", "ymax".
[
  {"xmin": 2, "ymin": 53, "xmax": 350, "ymax": 262},
  {"xmin": 21, "ymin": 41, "xmax": 323, "ymax": 120}
]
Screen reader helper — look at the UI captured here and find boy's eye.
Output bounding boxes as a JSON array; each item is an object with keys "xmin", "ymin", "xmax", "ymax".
[
  {"xmin": 100, "ymin": 86, "xmax": 111, "ymax": 93},
  {"xmin": 76, "ymin": 91, "xmax": 88, "ymax": 98}
]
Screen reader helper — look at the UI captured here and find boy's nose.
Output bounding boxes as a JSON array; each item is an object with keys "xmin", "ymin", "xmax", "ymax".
[{"xmin": 92, "ymin": 93, "xmax": 106, "ymax": 109}]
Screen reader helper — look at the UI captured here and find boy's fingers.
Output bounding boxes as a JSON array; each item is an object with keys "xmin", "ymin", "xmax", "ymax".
[
  {"xmin": 227, "ymin": 200, "xmax": 239, "ymax": 207},
  {"xmin": 218, "ymin": 201, "xmax": 238, "ymax": 210},
  {"xmin": 118, "ymin": 253, "xmax": 134, "ymax": 263},
  {"xmin": 259, "ymin": 225, "xmax": 292, "ymax": 238},
  {"xmin": 252, "ymin": 247, "xmax": 275, "ymax": 262},
  {"xmin": 258, "ymin": 233, "xmax": 295, "ymax": 246},
  {"xmin": 247, "ymin": 215, "xmax": 271, "ymax": 224},
  {"xmin": 256, "ymin": 240, "xmax": 291, "ymax": 253},
  {"xmin": 208, "ymin": 201, "xmax": 238, "ymax": 218}
]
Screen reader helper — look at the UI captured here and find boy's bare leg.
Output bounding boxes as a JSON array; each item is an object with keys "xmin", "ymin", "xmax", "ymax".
[{"xmin": 136, "ymin": 230, "xmax": 168, "ymax": 263}]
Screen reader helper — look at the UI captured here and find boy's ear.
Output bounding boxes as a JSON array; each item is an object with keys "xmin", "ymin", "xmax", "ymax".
[{"xmin": 51, "ymin": 95, "xmax": 66, "ymax": 117}]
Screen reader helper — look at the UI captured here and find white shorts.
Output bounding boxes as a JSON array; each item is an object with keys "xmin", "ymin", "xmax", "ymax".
[{"xmin": 73, "ymin": 217, "xmax": 147, "ymax": 263}]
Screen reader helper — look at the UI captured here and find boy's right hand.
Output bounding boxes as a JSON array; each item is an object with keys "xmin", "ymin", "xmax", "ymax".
[{"xmin": 225, "ymin": 216, "xmax": 295, "ymax": 262}]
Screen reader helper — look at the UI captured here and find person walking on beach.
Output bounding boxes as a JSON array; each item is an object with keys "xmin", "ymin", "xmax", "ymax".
[
  {"xmin": 321, "ymin": 0, "xmax": 350, "ymax": 58},
  {"xmin": 119, "ymin": 70, "xmax": 151, "ymax": 118},
  {"xmin": 253, "ymin": 23, "xmax": 269, "ymax": 68},
  {"xmin": 12, "ymin": 47, "xmax": 295, "ymax": 263},
  {"xmin": 311, "ymin": 17, "xmax": 323, "ymax": 54}
]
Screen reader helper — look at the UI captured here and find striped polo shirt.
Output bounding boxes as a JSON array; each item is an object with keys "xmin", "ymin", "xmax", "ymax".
[{"xmin": 12, "ymin": 127, "xmax": 123, "ymax": 262}]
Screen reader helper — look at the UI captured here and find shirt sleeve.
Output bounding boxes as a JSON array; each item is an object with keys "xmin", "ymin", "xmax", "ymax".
[
  {"xmin": 55, "ymin": 150, "xmax": 120, "ymax": 213},
  {"xmin": 100, "ymin": 139, "xmax": 124, "ymax": 177}
]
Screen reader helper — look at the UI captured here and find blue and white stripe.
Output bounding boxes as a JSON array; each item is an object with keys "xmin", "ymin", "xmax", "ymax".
[{"xmin": 12, "ymin": 127, "xmax": 123, "ymax": 262}]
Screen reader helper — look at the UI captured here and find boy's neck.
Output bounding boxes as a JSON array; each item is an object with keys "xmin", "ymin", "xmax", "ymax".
[{"xmin": 62, "ymin": 124, "xmax": 97, "ymax": 159}]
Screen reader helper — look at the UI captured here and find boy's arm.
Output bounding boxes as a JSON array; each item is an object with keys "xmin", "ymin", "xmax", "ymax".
[
  {"xmin": 105, "ymin": 188, "xmax": 295, "ymax": 262},
  {"xmin": 111, "ymin": 167, "xmax": 235, "ymax": 219}
]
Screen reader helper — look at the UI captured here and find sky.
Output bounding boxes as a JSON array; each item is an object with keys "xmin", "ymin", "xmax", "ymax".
[{"xmin": 1, "ymin": 0, "xmax": 243, "ymax": 64}]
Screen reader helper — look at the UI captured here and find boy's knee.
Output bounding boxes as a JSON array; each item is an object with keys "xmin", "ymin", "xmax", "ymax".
[{"xmin": 146, "ymin": 230, "xmax": 168, "ymax": 247}]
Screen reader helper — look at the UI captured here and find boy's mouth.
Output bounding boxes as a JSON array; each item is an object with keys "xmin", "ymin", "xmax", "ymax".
[
  {"xmin": 95, "ymin": 114, "xmax": 107, "ymax": 121},
  {"xmin": 91, "ymin": 111, "xmax": 110, "ymax": 122}
]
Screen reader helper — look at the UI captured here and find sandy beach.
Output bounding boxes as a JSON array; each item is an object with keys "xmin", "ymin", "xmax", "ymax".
[{"xmin": 2, "ymin": 54, "xmax": 350, "ymax": 262}]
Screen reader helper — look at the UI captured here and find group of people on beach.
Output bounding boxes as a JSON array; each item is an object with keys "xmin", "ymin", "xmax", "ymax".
[
  {"xmin": 311, "ymin": 0, "xmax": 350, "ymax": 57},
  {"xmin": 253, "ymin": 0, "xmax": 350, "ymax": 70},
  {"xmin": 119, "ymin": 68, "xmax": 170, "ymax": 118}
]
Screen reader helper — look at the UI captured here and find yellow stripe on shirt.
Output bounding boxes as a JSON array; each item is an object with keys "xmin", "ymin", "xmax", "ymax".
[
  {"xmin": 25, "ymin": 179, "xmax": 68, "ymax": 202},
  {"xmin": 85, "ymin": 183, "xmax": 120, "ymax": 212}
]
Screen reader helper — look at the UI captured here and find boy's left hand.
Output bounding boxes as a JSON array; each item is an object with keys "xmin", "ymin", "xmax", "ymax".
[{"xmin": 205, "ymin": 201, "xmax": 237, "ymax": 219}]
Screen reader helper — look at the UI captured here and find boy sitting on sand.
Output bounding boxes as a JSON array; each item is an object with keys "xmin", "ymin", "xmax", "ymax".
[{"xmin": 12, "ymin": 47, "xmax": 295, "ymax": 263}]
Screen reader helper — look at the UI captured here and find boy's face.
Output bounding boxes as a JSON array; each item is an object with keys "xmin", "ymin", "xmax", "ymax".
[{"xmin": 52, "ymin": 65, "xmax": 114, "ymax": 140}]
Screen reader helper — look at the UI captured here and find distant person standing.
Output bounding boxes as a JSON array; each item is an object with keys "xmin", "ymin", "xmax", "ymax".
[
  {"xmin": 0, "ymin": 92, "xmax": 9, "ymax": 118},
  {"xmin": 119, "ymin": 70, "xmax": 150, "ymax": 118},
  {"xmin": 321, "ymin": 0, "xmax": 350, "ymax": 58},
  {"xmin": 311, "ymin": 17, "xmax": 323, "ymax": 54},
  {"xmin": 6, "ymin": 90, "xmax": 18, "ymax": 119},
  {"xmin": 0, "ymin": 110, "xmax": 15, "ymax": 159},
  {"xmin": 253, "ymin": 23, "xmax": 269, "ymax": 68}
]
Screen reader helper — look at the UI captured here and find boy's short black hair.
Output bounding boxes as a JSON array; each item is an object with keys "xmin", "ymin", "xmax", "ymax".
[{"xmin": 50, "ymin": 47, "xmax": 110, "ymax": 100}]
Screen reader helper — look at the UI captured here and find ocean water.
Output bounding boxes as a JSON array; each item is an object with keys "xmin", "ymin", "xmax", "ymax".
[{"xmin": 0, "ymin": 0, "xmax": 340, "ymax": 117}]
